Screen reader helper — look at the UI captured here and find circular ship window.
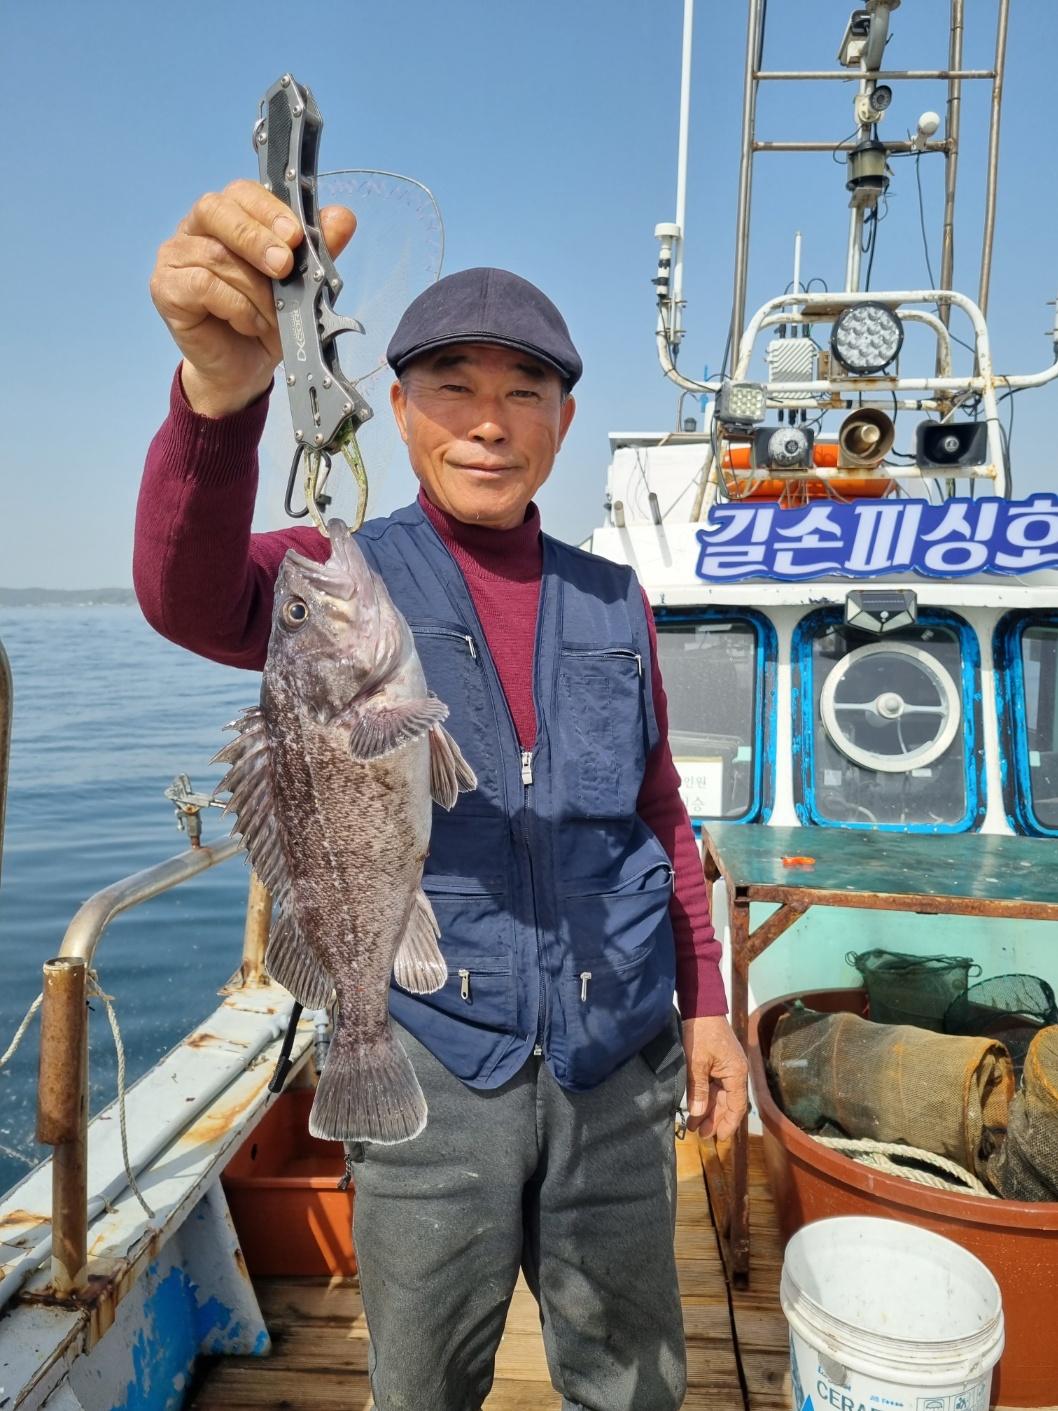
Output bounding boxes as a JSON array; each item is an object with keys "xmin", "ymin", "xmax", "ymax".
[{"xmin": 819, "ymin": 641, "xmax": 961, "ymax": 773}]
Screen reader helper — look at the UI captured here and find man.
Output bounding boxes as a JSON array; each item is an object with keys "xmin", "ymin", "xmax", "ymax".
[{"xmin": 138, "ymin": 179, "xmax": 749, "ymax": 1411}]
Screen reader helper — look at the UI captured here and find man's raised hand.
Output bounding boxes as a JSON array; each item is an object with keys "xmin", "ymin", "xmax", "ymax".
[{"xmin": 150, "ymin": 178, "xmax": 356, "ymax": 419}]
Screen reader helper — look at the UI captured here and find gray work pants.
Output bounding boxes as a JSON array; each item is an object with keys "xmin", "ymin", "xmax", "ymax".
[{"xmin": 349, "ymin": 1015, "xmax": 688, "ymax": 1411}]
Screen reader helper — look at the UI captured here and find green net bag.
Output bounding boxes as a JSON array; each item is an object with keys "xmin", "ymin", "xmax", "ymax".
[
  {"xmin": 768, "ymin": 1006, "xmax": 1014, "ymax": 1182},
  {"xmin": 988, "ymin": 1027, "xmax": 1058, "ymax": 1201},
  {"xmin": 847, "ymin": 948, "xmax": 978, "ymax": 1032}
]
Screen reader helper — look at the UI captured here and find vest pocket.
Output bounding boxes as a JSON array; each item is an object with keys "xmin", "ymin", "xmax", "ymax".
[
  {"xmin": 560, "ymin": 939, "xmax": 675, "ymax": 1090},
  {"xmin": 416, "ymin": 880, "xmax": 517, "ymax": 1033},
  {"xmin": 559, "ymin": 861, "xmax": 674, "ymax": 962},
  {"xmin": 407, "ymin": 620, "xmax": 493, "ymax": 796},
  {"xmin": 557, "ymin": 645, "xmax": 648, "ymax": 817},
  {"xmin": 555, "ymin": 861, "xmax": 675, "ymax": 1087}
]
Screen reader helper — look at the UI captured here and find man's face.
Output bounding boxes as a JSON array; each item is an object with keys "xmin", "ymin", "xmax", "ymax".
[{"xmin": 390, "ymin": 343, "xmax": 576, "ymax": 530}]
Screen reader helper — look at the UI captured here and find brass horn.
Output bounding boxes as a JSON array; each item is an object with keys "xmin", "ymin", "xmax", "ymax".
[{"xmin": 838, "ymin": 408, "xmax": 895, "ymax": 468}]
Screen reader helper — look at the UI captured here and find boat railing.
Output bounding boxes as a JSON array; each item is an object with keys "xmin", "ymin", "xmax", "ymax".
[
  {"xmin": 680, "ymin": 287, "xmax": 1058, "ymax": 519},
  {"xmin": 35, "ymin": 836, "xmax": 270, "ymax": 1293}
]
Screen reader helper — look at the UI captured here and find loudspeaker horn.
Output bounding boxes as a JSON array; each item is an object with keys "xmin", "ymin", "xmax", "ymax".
[{"xmin": 838, "ymin": 408, "xmax": 896, "ymax": 468}]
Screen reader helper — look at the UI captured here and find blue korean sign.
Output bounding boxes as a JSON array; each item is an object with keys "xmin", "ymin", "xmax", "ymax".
[{"xmin": 695, "ymin": 496, "xmax": 1058, "ymax": 581}]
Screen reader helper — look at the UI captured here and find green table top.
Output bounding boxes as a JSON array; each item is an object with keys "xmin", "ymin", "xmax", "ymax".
[{"xmin": 702, "ymin": 823, "xmax": 1058, "ymax": 914}]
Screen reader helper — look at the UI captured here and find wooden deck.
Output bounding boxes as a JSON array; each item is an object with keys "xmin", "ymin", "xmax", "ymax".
[{"xmin": 189, "ymin": 1134, "xmax": 790, "ymax": 1411}]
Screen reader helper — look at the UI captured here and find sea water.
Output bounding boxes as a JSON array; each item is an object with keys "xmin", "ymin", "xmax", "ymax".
[{"xmin": 0, "ymin": 607, "xmax": 260, "ymax": 1195}]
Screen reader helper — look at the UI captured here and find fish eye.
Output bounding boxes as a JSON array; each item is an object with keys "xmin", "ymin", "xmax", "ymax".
[{"xmin": 281, "ymin": 598, "xmax": 309, "ymax": 629}]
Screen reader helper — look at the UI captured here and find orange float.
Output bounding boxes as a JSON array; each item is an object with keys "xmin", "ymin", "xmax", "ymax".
[{"xmin": 721, "ymin": 443, "xmax": 895, "ymax": 503}]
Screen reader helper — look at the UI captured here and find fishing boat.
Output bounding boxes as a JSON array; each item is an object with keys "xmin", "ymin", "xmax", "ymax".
[{"xmin": 2, "ymin": 1, "xmax": 1057, "ymax": 1408}]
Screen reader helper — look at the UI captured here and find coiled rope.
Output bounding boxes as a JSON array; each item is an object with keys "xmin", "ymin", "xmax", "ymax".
[
  {"xmin": 0, "ymin": 979, "xmax": 154, "ymax": 1218},
  {"xmin": 813, "ymin": 1134, "xmax": 997, "ymax": 1199}
]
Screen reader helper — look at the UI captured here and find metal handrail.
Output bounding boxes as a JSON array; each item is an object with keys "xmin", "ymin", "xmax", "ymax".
[
  {"xmin": 59, "ymin": 835, "xmax": 244, "ymax": 963},
  {"xmin": 37, "ymin": 833, "xmax": 262, "ymax": 1294}
]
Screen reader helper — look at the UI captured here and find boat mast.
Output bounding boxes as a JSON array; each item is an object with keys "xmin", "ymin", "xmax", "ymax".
[
  {"xmin": 670, "ymin": 0, "xmax": 694, "ymax": 357},
  {"xmin": 729, "ymin": 0, "xmax": 764, "ymax": 372},
  {"xmin": 978, "ymin": 0, "xmax": 1010, "ymax": 317}
]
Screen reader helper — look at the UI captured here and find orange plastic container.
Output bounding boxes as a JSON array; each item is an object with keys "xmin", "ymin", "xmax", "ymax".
[
  {"xmin": 222, "ymin": 1088, "xmax": 356, "ymax": 1277},
  {"xmin": 749, "ymin": 988, "xmax": 1058, "ymax": 1407},
  {"xmin": 722, "ymin": 443, "xmax": 895, "ymax": 502}
]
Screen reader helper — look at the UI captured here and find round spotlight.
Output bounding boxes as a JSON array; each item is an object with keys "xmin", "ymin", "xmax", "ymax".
[{"xmin": 830, "ymin": 303, "xmax": 904, "ymax": 376}]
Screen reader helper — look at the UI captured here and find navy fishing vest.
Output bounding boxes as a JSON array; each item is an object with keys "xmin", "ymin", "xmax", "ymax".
[{"xmin": 356, "ymin": 501, "xmax": 676, "ymax": 1092}]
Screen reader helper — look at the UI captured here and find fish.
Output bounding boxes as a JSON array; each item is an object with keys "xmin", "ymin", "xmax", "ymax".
[{"xmin": 214, "ymin": 519, "xmax": 476, "ymax": 1143}]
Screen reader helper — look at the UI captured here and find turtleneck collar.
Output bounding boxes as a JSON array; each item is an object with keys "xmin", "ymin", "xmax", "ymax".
[{"xmin": 417, "ymin": 487, "xmax": 543, "ymax": 582}]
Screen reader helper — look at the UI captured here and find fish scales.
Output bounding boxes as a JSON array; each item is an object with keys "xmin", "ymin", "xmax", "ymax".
[{"xmin": 215, "ymin": 519, "xmax": 476, "ymax": 1144}]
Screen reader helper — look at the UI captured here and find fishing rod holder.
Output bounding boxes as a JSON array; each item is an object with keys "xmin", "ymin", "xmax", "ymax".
[{"xmin": 164, "ymin": 772, "xmax": 226, "ymax": 848}]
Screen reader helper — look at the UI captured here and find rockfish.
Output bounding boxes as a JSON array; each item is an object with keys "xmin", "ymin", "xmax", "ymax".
[{"xmin": 215, "ymin": 519, "xmax": 476, "ymax": 1143}]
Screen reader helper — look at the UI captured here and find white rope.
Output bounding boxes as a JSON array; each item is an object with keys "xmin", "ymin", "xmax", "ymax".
[
  {"xmin": 88, "ymin": 975, "xmax": 155, "ymax": 1220},
  {"xmin": 813, "ymin": 1134, "xmax": 997, "ymax": 1199},
  {"xmin": 0, "ymin": 993, "xmax": 42, "ymax": 1069}
]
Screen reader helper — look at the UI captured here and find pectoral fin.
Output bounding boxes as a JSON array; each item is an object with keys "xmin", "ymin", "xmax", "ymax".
[
  {"xmin": 347, "ymin": 695, "xmax": 450, "ymax": 761},
  {"xmin": 392, "ymin": 889, "xmax": 447, "ymax": 995},
  {"xmin": 429, "ymin": 725, "xmax": 478, "ymax": 809}
]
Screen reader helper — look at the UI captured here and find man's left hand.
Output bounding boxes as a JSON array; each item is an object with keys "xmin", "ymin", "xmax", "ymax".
[{"xmin": 681, "ymin": 1016, "xmax": 749, "ymax": 1142}]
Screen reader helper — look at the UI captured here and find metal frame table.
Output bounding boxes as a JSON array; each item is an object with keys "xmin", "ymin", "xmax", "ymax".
[{"xmin": 701, "ymin": 822, "xmax": 1058, "ymax": 1286}]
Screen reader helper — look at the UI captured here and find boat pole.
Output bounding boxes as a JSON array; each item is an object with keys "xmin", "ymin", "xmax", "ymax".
[
  {"xmin": 729, "ymin": 0, "xmax": 763, "ymax": 371},
  {"xmin": 670, "ymin": 0, "xmax": 694, "ymax": 354},
  {"xmin": 978, "ymin": 0, "xmax": 1010, "ymax": 317},
  {"xmin": 240, "ymin": 872, "xmax": 273, "ymax": 987},
  {"xmin": 938, "ymin": 0, "xmax": 965, "ymax": 339},
  {"xmin": 36, "ymin": 957, "xmax": 89, "ymax": 1290}
]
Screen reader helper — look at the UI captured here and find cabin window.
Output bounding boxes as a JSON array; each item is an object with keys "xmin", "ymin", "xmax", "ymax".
[
  {"xmin": 795, "ymin": 608, "xmax": 981, "ymax": 832},
  {"xmin": 996, "ymin": 613, "xmax": 1058, "ymax": 835},
  {"xmin": 654, "ymin": 612, "xmax": 774, "ymax": 822},
  {"xmin": 1020, "ymin": 625, "xmax": 1058, "ymax": 830}
]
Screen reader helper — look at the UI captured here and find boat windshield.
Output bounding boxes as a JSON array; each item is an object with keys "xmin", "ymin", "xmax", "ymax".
[
  {"xmin": 1021, "ymin": 624, "xmax": 1058, "ymax": 830},
  {"xmin": 656, "ymin": 620, "xmax": 761, "ymax": 821},
  {"xmin": 803, "ymin": 618, "xmax": 975, "ymax": 831}
]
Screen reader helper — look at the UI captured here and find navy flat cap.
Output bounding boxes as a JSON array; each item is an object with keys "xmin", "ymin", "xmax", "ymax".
[{"xmin": 386, "ymin": 267, "xmax": 582, "ymax": 388}]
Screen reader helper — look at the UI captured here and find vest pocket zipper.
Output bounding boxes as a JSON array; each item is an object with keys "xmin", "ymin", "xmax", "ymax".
[
  {"xmin": 459, "ymin": 968, "xmax": 471, "ymax": 1001},
  {"xmin": 579, "ymin": 971, "xmax": 592, "ymax": 1002},
  {"xmin": 561, "ymin": 645, "xmax": 642, "ymax": 676},
  {"xmin": 410, "ymin": 624, "xmax": 478, "ymax": 659}
]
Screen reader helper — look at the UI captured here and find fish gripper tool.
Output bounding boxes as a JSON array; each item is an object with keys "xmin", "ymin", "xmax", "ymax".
[{"xmin": 254, "ymin": 74, "xmax": 373, "ymax": 533}]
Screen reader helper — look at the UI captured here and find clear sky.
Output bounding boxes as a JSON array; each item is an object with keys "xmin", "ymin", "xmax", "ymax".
[{"xmin": 1, "ymin": 0, "xmax": 1055, "ymax": 588}]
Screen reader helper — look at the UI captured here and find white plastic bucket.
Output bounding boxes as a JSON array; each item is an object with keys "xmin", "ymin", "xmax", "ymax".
[{"xmin": 780, "ymin": 1217, "xmax": 1004, "ymax": 1411}]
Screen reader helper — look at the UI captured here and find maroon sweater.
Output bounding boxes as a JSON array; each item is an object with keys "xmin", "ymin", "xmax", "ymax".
[{"xmin": 134, "ymin": 371, "xmax": 727, "ymax": 1018}]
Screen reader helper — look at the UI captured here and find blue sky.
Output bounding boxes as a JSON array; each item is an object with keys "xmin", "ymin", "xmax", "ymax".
[{"xmin": 1, "ymin": 0, "xmax": 1056, "ymax": 588}]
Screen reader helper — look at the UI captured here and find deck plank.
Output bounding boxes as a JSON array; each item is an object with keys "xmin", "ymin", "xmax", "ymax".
[{"xmin": 188, "ymin": 1133, "xmax": 794, "ymax": 1411}]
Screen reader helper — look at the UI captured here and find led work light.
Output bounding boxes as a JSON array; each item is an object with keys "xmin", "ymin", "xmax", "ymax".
[
  {"xmin": 716, "ymin": 381, "xmax": 767, "ymax": 429},
  {"xmin": 830, "ymin": 303, "xmax": 904, "ymax": 376}
]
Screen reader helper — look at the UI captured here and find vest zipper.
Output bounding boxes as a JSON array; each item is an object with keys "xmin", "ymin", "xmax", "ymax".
[{"xmin": 521, "ymin": 750, "xmax": 534, "ymax": 785}]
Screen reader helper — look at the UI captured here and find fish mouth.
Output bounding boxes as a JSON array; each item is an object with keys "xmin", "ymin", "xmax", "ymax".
[{"xmin": 283, "ymin": 520, "xmax": 367, "ymax": 602}]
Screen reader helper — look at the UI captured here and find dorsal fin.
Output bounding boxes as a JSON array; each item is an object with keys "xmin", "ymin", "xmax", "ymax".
[{"xmin": 213, "ymin": 707, "xmax": 290, "ymax": 898}]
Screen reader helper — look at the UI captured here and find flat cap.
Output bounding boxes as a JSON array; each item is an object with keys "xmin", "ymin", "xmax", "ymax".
[{"xmin": 386, "ymin": 267, "xmax": 582, "ymax": 388}]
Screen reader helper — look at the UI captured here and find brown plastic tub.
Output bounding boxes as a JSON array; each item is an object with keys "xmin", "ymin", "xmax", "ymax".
[
  {"xmin": 222, "ymin": 1088, "xmax": 355, "ymax": 1277},
  {"xmin": 748, "ymin": 988, "xmax": 1058, "ymax": 1408}
]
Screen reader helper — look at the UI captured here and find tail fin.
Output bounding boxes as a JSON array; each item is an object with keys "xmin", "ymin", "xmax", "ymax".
[{"xmin": 309, "ymin": 1027, "xmax": 427, "ymax": 1144}]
